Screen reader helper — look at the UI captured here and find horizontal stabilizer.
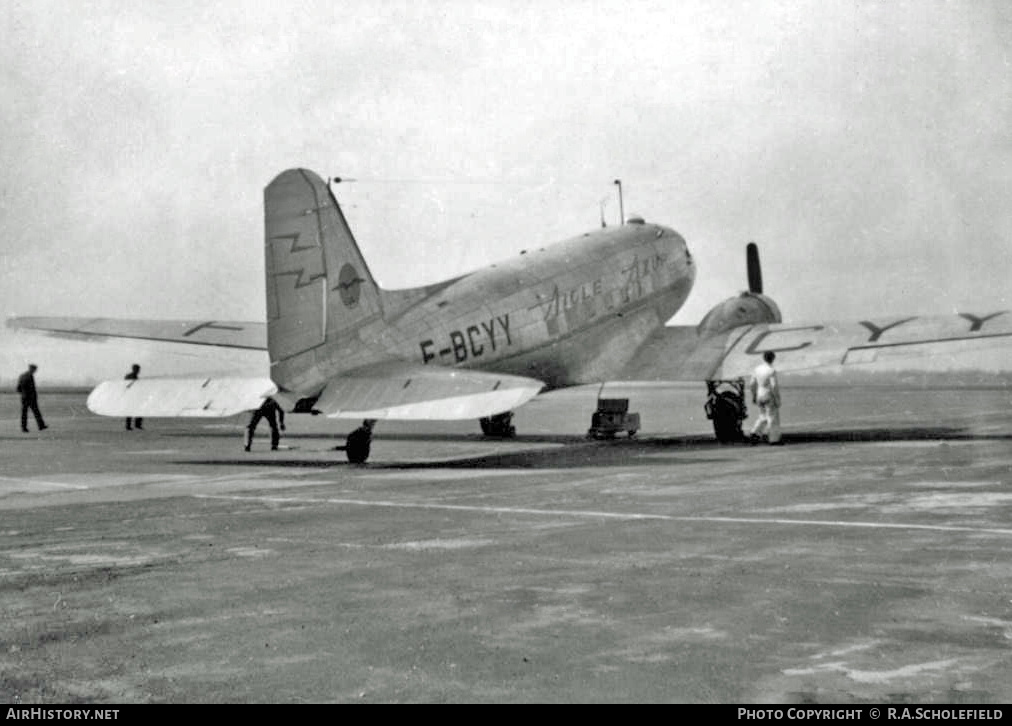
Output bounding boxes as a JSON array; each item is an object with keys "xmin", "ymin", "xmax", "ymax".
[
  {"xmin": 314, "ymin": 362, "xmax": 545, "ymax": 420},
  {"xmin": 87, "ymin": 377, "xmax": 277, "ymax": 417}
]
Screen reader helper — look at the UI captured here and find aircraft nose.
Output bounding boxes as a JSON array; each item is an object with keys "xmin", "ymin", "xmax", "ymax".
[
  {"xmin": 658, "ymin": 226, "xmax": 691, "ymax": 267},
  {"xmin": 668, "ymin": 230, "xmax": 695, "ymax": 285}
]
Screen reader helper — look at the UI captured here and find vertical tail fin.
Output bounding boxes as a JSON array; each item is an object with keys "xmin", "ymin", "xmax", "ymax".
[{"xmin": 264, "ymin": 168, "xmax": 383, "ymax": 388}]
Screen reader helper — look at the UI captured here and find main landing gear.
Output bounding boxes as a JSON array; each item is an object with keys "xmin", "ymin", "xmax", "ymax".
[
  {"xmin": 344, "ymin": 419, "xmax": 376, "ymax": 464},
  {"xmin": 704, "ymin": 378, "xmax": 748, "ymax": 443},
  {"xmin": 479, "ymin": 412, "xmax": 516, "ymax": 438}
]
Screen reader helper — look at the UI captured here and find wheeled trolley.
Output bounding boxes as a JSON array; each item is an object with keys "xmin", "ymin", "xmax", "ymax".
[{"xmin": 587, "ymin": 398, "xmax": 640, "ymax": 439}]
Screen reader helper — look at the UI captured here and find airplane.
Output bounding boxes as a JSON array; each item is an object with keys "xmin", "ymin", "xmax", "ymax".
[{"xmin": 9, "ymin": 167, "xmax": 1012, "ymax": 463}]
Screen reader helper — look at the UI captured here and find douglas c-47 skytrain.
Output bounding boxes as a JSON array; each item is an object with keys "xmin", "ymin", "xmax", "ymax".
[{"xmin": 10, "ymin": 168, "xmax": 1012, "ymax": 462}]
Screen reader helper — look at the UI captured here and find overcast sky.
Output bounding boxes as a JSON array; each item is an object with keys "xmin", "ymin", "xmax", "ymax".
[{"xmin": 2, "ymin": 0, "xmax": 1010, "ymax": 349}]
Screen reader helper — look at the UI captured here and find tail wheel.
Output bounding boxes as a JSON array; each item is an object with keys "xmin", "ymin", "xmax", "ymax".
[{"xmin": 479, "ymin": 412, "xmax": 515, "ymax": 438}]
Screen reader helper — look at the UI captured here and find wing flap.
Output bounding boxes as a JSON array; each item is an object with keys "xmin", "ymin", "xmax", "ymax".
[
  {"xmin": 314, "ymin": 362, "xmax": 545, "ymax": 420},
  {"xmin": 87, "ymin": 377, "xmax": 277, "ymax": 417}
]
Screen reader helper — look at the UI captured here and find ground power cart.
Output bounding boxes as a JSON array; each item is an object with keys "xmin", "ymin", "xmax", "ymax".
[{"xmin": 587, "ymin": 398, "xmax": 640, "ymax": 439}]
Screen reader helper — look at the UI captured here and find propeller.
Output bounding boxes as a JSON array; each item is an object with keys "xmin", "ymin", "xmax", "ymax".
[
  {"xmin": 746, "ymin": 241, "xmax": 763, "ymax": 295},
  {"xmin": 697, "ymin": 240, "xmax": 781, "ymax": 337}
]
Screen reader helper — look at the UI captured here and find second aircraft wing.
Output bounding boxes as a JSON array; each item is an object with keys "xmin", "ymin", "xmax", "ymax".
[
  {"xmin": 7, "ymin": 316, "xmax": 266, "ymax": 350},
  {"xmin": 620, "ymin": 311, "xmax": 1012, "ymax": 383}
]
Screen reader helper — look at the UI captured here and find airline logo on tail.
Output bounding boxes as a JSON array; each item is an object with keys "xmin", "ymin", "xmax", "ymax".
[
  {"xmin": 269, "ymin": 232, "xmax": 325, "ymax": 290},
  {"xmin": 334, "ymin": 263, "xmax": 366, "ymax": 308}
]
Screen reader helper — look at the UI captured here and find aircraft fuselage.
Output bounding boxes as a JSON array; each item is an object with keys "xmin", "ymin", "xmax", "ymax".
[{"xmin": 366, "ymin": 220, "xmax": 695, "ymax": 390}]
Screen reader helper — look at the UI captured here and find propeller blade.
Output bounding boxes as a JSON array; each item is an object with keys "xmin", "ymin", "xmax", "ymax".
[{"xmin": 746, "ymin": 242, "xmax": 763, "ymax": 295}]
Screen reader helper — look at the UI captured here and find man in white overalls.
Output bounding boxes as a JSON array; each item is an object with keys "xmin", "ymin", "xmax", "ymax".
[{"xmin": 748, "ymin": 350, "xmax": 782, "ymax": 445}]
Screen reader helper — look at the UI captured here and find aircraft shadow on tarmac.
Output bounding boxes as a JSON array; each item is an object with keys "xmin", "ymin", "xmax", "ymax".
[{"xmin": 170, "ymin": 425, "xmax": 1012, "ymax": 470}]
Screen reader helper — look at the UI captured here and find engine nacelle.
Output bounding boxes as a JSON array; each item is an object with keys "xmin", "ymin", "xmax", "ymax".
[{"xmin": 697, "ymin": 292, "xmax": 782, "ymax": 338}]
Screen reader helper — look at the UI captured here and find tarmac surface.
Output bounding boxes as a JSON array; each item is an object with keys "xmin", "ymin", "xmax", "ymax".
[{"xmin": 1, "ymin": 384, "xmax": 1011, "ymax": 703}]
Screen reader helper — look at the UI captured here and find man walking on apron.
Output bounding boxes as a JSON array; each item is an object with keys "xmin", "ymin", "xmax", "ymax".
[
  {"xmin": 16, "ymin": 364, "xmax": 47, "ymax": 433},
  {"xmin": 748, "ymin": 351, "xmax": 782, "ymax": 445}
]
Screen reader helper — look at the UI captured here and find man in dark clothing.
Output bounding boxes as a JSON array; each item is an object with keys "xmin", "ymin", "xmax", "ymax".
[
  {"xmin": 16, "ymin": 364, "xmax": 47, "ymax": 433},
  {"xmin": 245, "ymin": 397, "xmax": 285, "ymax": 451},
  {"xmin": 124, "ymin": 364, "xmax": 143, "ymax": 430}
]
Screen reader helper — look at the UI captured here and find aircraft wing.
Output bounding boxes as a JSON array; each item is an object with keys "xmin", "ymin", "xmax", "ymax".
[
  {"xmin": 87, "ymin": 377, "xmax": 278, "ymax": 417},
  {"xmin": 7, "ymin": 316, "xmax": 266, "ymax": 350},
  {"xmin": 619, "ymin": 325, "xmax": 732, "ymax": 381},
  {"xmin": 620, "ymin": 311, "xmax": 1012, "ymax": 382},
  {"xmin": 312, "ymin": 361, "xmax": 546, "ymax": 420}
]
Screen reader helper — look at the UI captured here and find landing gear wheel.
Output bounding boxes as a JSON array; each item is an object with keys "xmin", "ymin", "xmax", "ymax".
[
  {"xmin": 345, "ymin": 419, "xmax": 376, "ymax": 464},
  {"xmin": 479, "ymin": 412, "xmax": 515, "ymax": 438},
  {"xmin": 710, "ymin": 394, "xmax": 744, "ymax": 443},
  {"xmin": 704, "ymin": 379, "xmax": 747, "ymax": 443}
]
